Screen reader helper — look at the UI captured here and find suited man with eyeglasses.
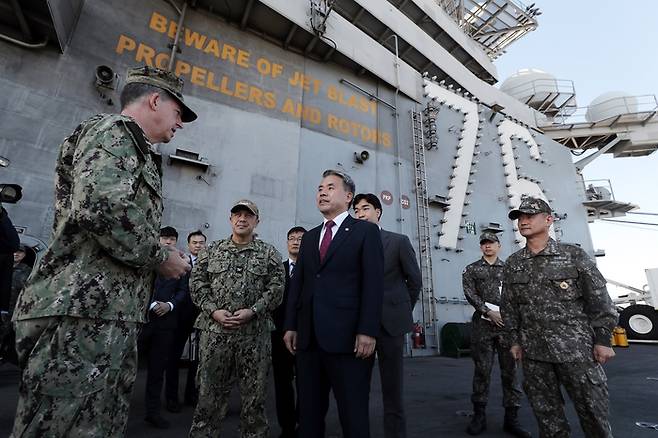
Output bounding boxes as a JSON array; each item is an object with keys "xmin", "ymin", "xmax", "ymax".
[{"xmin": 271, "ymin": 226, "xmax": 306, "ymax": 438}]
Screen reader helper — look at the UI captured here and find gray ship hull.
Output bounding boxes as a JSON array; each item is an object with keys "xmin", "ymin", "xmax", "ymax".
[{"xmin": 0, "ymin": 0, "xmax": 594, "ymax": 352}]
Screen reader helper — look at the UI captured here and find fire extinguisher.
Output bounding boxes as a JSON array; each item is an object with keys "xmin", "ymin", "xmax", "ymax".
[{"xmin": 413, "ymin": 322, "xmax": 424, "ymax": 348}]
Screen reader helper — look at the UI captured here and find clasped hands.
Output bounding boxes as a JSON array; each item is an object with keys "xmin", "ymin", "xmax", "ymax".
[
  {"xmin": 152, "ymin": 301, "xmax": 171, "ymax": 316},
  {"xmin": 212, "ymin": 308, "xmax": 255, "ymax": 329}
]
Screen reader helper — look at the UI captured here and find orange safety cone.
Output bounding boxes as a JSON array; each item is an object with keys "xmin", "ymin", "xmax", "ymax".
[{"xmin": 613, "ymin": 327, "xmax": 629, "ymax": 347}]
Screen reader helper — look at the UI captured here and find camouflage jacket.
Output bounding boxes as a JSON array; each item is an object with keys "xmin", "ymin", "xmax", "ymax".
[
  {"xmin": 191, "ymin": 237, "xmax": 285, "ymax": 336},
  {"xmin": 9, "ymin": 263, "xmax": 31, "ymax": 316},
  {"xmin": 462, "ymin": 257, "xmax": 505, "ymax": 317},
  {"xmin": 500, "ymin": 238, "xmax": 617, "ymax": 362},
  {"xmin": 13, "ymin": 114, "xmax": 168, "ymax": 323}
]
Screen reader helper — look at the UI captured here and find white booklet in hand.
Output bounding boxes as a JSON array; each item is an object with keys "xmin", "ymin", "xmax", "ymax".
[{"xmin": 481, "ymin": 302, "xmax": 499, "ymax": 321}]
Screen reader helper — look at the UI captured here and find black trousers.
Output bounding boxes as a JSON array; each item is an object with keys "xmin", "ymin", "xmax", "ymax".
[
  {"xmin": 165, "ymin": 306, "xmax": 199, "ymax": 403},
  {"xmin": 296, "ymin": 342, "xmax": 375, "ymax": 438},
  {"xmin": 376, "ymin": 333, "xmax": 406, "ymax": 438},
  {"xmin": 138, "ymin": 323, "xmax": 174, "ymax": 415},
  {"xmin": 271, "ymin": 330, "xmax": 298, "ymax": 435}
]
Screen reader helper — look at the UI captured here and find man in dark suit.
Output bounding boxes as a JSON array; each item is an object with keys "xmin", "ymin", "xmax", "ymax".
[
  {"xmin": 353, "ymin": 193, "xmax": 421, "ymax": 438},
  {"xmin": 165, "ymin": 230, "xmax": 206, "ymax": 412},
  {"xmin": 284, "ymin": 169, "xmax": 384, "ymax": 438},
  {"xmin": 0, "ymin": 204, "xmax": 20, "ymax": 321},
  {"xmin": 271, "ymin": 226, "xmax": 306, "ymax": 438},
  {"xmin": 139, "ymin": 226, "xmax": 189, "ymax": 429}
]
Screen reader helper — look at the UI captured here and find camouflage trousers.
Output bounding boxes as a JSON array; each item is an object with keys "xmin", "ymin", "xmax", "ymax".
[
  {"xmin": 470, "ymin": 317, "xmax": 522, "ymax": 407},
  {"xmin": 11, "ymin": 316, "xmax": 139, "ymax": 438},
  {"xmin": 522, "ymin": 358, "xmax": 613, "ymax": 438},
  {"xmin": 189, "ymin": 330, "xmax": 271, "ymax": 438}
]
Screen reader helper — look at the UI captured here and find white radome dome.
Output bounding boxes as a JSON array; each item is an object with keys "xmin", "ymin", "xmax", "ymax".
[
  {"xmin": 585, "ymin": 91, "xmax": 639, "ymax": 122},
  {"xmin": 500, "ymin": 69, "xmax": 559, "ymax": 104}
]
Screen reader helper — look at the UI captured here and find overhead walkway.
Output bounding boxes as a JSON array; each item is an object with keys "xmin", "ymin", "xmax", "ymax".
[
  {"xmin": 438, "ymin": 0, "xmax": 540, "ymax": 60},
  {"xmin": 538, "ymin": 95, "xmax": 658, "ymax": 157}
]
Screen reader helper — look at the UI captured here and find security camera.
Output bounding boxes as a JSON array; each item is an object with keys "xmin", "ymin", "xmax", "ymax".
[{"xmin": 353, "ymin": 150, "xmax": 370, "ymax": 164}]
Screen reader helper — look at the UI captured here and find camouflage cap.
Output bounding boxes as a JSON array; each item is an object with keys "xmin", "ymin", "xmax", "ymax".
[
  {"xmin": 508, "ymin": 196, "xmax": 552, "ymax": 220},
  {"xmin": 231, "ymin": 199, "xmax": 259, "ymax": 217},
  {"xmin": 125, "ymin": 66, "xmax": 197, "ymax": 122},
  {"xmin": 479, "ymin": 232, "xmax": 499, "ymax": 244}
]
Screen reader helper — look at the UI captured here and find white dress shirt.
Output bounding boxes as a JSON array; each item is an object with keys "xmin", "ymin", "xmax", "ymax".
[
  {"xmin": 150, "ymin": 254, "xmax": 195, "ymax": 313},
  {"xmin": 318, "ymin": 210, "xmax": 350, "ymax": 248}
]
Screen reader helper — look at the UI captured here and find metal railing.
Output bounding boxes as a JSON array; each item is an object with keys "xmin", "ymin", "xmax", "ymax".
[
  {"xmin": 538, "ymin": 94, "xmax": 658, "ymax": 127},
  {"xmin": 501, "ymin": 78, "xmax": 577, "ymax": 117},
  {"xmin": 437, "ymin": 0, "xmax": 540, "ymax": 59},
  {"xmin": 583, "ymin": 179, "xmax": 616, "ymax": 202}
]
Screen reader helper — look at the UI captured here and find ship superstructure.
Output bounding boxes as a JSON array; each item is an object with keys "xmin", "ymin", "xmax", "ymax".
[{"xmin": 1, "ymin": 0, "xmax": 657, "ymax": 352}]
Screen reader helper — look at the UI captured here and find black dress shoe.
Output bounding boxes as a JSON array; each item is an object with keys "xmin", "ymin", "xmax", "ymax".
[
  {"xmin": 166, "ymin": 399, "xmax": 182, "ymax": 413},
  {"xmin": 145, "ymin": 414, "xmax": 171, "ymax": 429}
]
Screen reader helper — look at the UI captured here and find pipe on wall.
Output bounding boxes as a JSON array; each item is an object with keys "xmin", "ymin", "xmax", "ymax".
[{"xmin": 167, "ymin": 1, "xmax": 188, "ymax": 71}]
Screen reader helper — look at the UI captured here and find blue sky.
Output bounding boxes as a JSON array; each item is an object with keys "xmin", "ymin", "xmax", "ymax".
[{"xmin": 494, "ymin": 0, "xmax": 658, "ymax": 294}]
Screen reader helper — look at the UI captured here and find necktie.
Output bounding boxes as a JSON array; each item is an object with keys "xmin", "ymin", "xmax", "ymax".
[
  {"xmin": 290, "ymin": 262, "xmax": 295, "ymax": 277},
  {"xmin": 319, "ymin": 220, "xmax": 335, "ymax": 263}
]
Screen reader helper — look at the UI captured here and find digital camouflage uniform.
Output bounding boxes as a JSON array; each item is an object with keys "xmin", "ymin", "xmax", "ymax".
[
  {"xmin": 9, "ymin": 262, "xmax": 31, "ymax": 317},
  {"xmin": 463, "ymin": 255, "xmax": 522, "ymax": 408},
  {"xmin": 501, "ymin": 238, "xmax": 617, "ymax": 438},
  {"xmin": 11, "ymin": 112, "xmax": 169, "ymax": 438},
  {"xmin": 189, "ymin": 237, "xmax": 285, "ymax": 438}
]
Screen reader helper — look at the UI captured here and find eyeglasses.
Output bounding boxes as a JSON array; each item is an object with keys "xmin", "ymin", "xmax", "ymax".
[{"xmin": 287, "ymin": 236, "xmax": 303, "ymax": 242}]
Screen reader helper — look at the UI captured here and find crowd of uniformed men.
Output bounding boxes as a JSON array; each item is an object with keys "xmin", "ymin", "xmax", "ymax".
[{"xmin": 3, "ymin": 66, "xmax": 618, "ymax": 438}]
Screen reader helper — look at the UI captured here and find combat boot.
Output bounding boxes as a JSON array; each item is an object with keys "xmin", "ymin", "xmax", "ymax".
[
  {"xmin": 503, "ymin": 407, "xmax": 532, "ymax": 438},
  {"xmin": 466, "ymin": 403, "xmax": 487, "ymax": 435}
]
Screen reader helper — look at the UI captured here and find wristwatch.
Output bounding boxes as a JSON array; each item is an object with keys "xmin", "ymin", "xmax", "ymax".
[{"xmin": 250, "ymin": 305, "xmax": 258, "ymax": 317}]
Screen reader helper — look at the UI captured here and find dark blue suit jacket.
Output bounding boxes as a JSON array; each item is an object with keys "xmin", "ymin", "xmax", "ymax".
[
  {"xmin": 284, "ymin": 214, "xmax": 384, "ymax": 353},
  {"xmin": 148, "ymin": 274, "xmax": 188, "ymax": 329},
  {"xmin": 272, "ymin": 260, "xmax": 291, "ymax": 332}
]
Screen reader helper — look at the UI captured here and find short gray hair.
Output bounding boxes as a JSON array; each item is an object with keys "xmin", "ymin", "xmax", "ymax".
[
  {"xmin": 120, "ymin": 83, "xmax": 171, "ymax": 109},
  {"xmin": 322, "ymin": 169, "xmax": 356, "ymax": 195}
]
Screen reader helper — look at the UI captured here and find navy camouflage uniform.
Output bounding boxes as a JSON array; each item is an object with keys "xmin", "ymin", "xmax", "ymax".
[
  {"xmin": 11, "ymin": 113, "xmax": 167, "ymax": 437},
  {"xmin": 189, "ymin": 236, "xmax": 285, "ymax": 438},
  {"xmin": 10, "ymin": 66, "xmax": 197, "ymax": 437},
  {"xmin": 463, "ymin": 255, "xmax": 522, "ymax": 408},
  {"xmin": 502, "ymin": 228, "xmax": 617, "ymax": 436}
]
